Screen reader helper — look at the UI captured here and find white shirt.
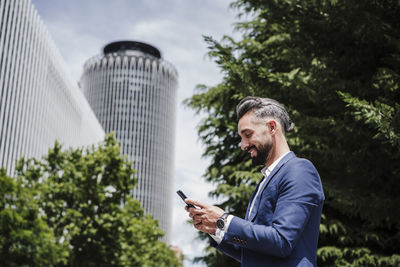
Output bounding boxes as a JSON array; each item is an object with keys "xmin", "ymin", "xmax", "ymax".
[{"xmin": 211, "ymin": 151, "xmax": 290, "ymax": 244}]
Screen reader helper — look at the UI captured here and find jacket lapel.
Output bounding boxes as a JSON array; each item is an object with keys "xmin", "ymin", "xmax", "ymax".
[
  {"xmin": 245, "ymin": 178, "xmax": 263, "ymax": 220},
  {"xmin": 248, "ymin": 152, "xmax": 296, "ymax": 222}
]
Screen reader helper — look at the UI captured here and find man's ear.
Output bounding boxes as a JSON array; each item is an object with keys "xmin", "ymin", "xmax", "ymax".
[{"xmin": 267, "ymin": 120, "xmax": 278, "ymax": 134}]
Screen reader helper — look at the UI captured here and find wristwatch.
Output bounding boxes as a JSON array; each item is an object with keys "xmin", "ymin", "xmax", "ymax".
[{"xmin": 216, "ymin": 212, "xmax": 229, "ymax": 231}]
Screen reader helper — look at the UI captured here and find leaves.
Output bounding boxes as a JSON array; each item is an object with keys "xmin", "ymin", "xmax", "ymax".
[
  {"xmin": 339, "ymin": 90, "xmax": 400, "ymax": 148},
  {"xmin": 0, "ymin": 169, "xmax": 66, "ymax": 266},
  {"xmin": 185, "ymin": 0, "xmax": 400, "ymax": 266},
  {"xmin": 0, "ymin": 135, "xmax": 181, "ymax": 266}
]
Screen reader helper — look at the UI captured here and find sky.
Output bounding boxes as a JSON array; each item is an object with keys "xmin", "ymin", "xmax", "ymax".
[{"xmin": 30, "ymin": 0, "xmax": 239, "ymax": 266}]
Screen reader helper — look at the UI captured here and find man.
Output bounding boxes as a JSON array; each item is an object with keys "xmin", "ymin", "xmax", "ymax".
[{"xmin": 185, "ymin": 96, "xmax": 325, "ymax": 266}]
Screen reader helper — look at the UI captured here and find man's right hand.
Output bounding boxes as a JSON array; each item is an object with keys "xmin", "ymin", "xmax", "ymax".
[{"xmin": 184, "ymin": 199, "xmax": 225, "ymax": 235}]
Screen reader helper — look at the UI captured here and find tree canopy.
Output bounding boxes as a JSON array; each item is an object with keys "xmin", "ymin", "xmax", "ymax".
[
  {"xmin": 0, "ymin": 134, "xmax": 181, "ymax": 267},
  {"xmin": 185, "ymin": 0, "xmax": 400, "ymax": 266}
]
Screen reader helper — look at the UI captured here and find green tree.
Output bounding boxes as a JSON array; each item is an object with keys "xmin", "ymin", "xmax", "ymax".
[
  {"xmin": 185, "ymin": 0, "xmax": 400, "ymax": 266},
  {"xmin": 0, "ymin": 169, "xmax": 66, "ymax": 266},
  {"xmin": 1, "ymin": 135, "xmax": 181, "ymax": 267}
]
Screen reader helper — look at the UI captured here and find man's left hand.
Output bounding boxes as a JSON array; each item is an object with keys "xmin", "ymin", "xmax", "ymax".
[{"xmin": 185, "ymin": 199, "xmax": 225, "ymax": 235}]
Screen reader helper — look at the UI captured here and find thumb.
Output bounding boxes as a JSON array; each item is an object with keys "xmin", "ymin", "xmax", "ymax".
[{"xmin": 185, "ymin": 199, "xmax": 206, "ymax": 208}]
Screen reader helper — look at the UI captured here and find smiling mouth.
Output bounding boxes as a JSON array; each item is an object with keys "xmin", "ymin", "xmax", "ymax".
[{"xmin": 246, "ymin": 146, "xmax": 256, "ymax": 156}]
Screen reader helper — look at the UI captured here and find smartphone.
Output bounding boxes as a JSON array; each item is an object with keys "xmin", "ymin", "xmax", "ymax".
[{"xmin": 176, "ymin": 190, "xmax": 196, "ymax": 208}]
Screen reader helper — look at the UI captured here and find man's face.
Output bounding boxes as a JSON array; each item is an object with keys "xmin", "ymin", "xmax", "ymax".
[{"xmin": 238, "ymin": 112, "xmax": 273, "ymax": 166}]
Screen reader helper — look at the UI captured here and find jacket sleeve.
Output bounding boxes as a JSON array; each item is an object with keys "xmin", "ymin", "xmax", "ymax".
[
  {"xmin": 210, "ymin": 236, "xmax": 242, "ymax": 262},
  {"xmin": 220, "ymin": 159, "xmax": 324, "ymax": 258}
]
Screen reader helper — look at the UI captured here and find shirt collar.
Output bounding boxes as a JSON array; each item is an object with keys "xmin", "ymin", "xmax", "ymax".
[{"xmin": 261, "ymin": 151, "xmax": 291, "ymax": 178}]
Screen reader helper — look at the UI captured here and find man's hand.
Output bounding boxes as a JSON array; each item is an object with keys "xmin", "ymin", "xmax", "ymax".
[{"xmin": 184, "ymin": 199, "xmax": 225, "ymax": 235}]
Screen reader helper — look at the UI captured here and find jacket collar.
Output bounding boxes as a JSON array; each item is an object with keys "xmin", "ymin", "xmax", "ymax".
[{"xmin": 248, "ymin": 151, "xmax": 296, "ymax": 222}]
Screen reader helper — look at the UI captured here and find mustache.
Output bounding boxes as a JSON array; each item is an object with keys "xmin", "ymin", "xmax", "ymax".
[{"xmin": 246, "ymin": 145, "xmax": 256, "ymax": 152}]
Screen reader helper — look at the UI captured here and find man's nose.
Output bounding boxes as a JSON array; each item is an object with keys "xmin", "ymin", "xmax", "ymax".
[{"xmin": 240, "ymin": 140, "xmax": 248, "ymax": 151}]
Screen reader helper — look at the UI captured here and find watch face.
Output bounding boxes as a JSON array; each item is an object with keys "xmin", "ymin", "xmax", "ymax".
[{"xmin": 216, "ymin": 219, "xmax": 225, "ymax": 229}]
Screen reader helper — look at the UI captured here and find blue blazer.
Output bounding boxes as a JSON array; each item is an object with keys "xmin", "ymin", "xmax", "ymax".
[{"xmin": 211, "ymin": 152, "xmax": 325, "ymax": 266}]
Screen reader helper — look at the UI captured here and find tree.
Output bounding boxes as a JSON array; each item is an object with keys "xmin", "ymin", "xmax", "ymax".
[
  {"xmin": 0, "ymin": 169, "xmax": 65, "ymax": 266},
  {"xmin": 1, "ymin": 134, "xmax": 181, "ymax": 267},
  {"xmin": 185, "ymin": 0, "xmax": 400, "ymax": 266}
]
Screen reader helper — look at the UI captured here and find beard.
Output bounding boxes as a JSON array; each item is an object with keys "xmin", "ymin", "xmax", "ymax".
[{"xmin": 251, "ymin": 142, "xmax": 273, "ymax": 166}]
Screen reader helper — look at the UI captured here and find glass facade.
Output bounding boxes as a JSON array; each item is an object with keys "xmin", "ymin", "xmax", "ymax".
[
  {"xmin": 0, "ymin": 0, "xmax": 104, "ymax": 174},
  {"xmin": 80, "ymin": 42, "xmax": 178, "ymax": 242}
]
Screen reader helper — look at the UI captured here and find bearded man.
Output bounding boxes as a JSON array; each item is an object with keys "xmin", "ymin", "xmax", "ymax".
[{"xmin": 185, "ymin": 96, "xmax": 325, "ymax": 267}]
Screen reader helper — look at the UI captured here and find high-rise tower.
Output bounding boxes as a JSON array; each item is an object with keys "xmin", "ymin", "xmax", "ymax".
[
  {"xmin": 80, "ymin": 41, "xmax": 178, "ymax": 241},
  {"xmin": 0, "ymin": 0, "xmax": 104, "ymax": 174}
]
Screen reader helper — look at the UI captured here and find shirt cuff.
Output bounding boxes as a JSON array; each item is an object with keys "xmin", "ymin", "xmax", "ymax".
[
  {"xmin": 209, "ymin": 215, "xmax": 234, "ymax": 245},
  {"xmin": 210, "ymin": 232, "xmax": 222, "ymax": 244},
  {"xmin": 225, "ymin": 215, "xmax": 233, "ymax": 231}
]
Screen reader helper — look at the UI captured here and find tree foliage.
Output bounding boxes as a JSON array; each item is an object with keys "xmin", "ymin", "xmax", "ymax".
[
  {"xmin": 185, "ymin": 0, "xmax": 400, "ymax": 266},
  {"xmin": 0, "ymin": 169, "xmax": 64, "ymax": 266},
  {"xmin": 0, "ymin": 134, "xmax": 181, "ymax": 267}
]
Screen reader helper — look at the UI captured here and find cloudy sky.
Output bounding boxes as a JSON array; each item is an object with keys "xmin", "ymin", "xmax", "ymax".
[{"xmin": 30, "ymin": 0, "xmax": 239, "ymax": 266}]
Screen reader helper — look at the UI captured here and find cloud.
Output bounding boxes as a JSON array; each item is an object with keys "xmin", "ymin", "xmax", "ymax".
[{"xmin": 31, "ymin": 1, "xmax": 238, "ymax": 266}]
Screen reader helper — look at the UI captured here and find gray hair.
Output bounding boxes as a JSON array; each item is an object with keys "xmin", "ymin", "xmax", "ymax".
[{"xmin": 236, "ymin": 96, "xmax": 295, "ymax": 133}]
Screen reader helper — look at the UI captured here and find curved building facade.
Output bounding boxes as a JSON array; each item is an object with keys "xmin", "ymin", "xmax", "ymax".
[
  {"xmin": 0, "ymin": 0, "xmax": 104, "ymax": 174},
  {"xmin": 80, "ymin": 41, "xmax": 178, "ymax": 241}
]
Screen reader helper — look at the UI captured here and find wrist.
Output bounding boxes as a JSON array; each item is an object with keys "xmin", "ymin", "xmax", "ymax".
[{"xmin": 216, "ymin": 212, "xmax": 229, "ymax": 231}]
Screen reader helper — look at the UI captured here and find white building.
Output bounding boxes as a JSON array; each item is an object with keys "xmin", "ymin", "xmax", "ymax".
[
  {"xmin": 0, "ymin": 0, "xmax": 177, "ymax": 242},
  {"xmin": 80, "ymin": 41, "xmax": 178, "ymax": 241},
  {"xmin": 0, "ymin": 0, "xmax": 104, "ymax": 174}
]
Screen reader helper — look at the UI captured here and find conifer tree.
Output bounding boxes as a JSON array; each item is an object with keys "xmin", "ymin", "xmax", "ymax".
[{"xmin": 186, "ymin": 0, "xmax": 400, "ymax": 266}]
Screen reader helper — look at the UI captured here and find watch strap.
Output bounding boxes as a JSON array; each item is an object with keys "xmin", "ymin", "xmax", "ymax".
[{"xmin": 220, "ymin": 212, "xmax": 229, "ymax": 220}]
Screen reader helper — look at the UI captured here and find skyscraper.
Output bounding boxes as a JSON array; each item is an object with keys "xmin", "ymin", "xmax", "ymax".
[
  {"xmin": 0, "ymin": 0, "xmax": 104, "ymax": 174},
  {"xmin": 80, "ymin": 41, "xmax": 178, "ymax": 241}
]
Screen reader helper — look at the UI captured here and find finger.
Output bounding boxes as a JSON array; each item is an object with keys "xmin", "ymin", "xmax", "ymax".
[
  {"xmin": 185, "ymin": 199, "xmax": 206, "ymax": 209},
  {"xmin": 200, "ymin": 215, "xmax": 208, "ymax": 222},
  {"xmin": 193, "ymin": 216, "xmax": 202, "ymax": 224},
  {"xmin": 189, "ymin": 208, "xmax": 205, "ymax": 216},
  {"xmin": 190, "ymin": 213, "xmax": 202, "ymax": 220},
  {"xmin": 195, "ymin": 223, "xmax": 213, "ymax": 235}
]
